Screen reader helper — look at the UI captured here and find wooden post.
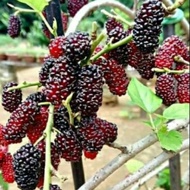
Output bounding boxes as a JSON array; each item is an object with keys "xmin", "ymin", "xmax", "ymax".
[{"xmin": 163, "ymin": 23, "xmax": 182, "ymax": 190}]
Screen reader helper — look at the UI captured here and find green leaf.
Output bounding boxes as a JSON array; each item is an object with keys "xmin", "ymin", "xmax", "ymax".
[
  {"xmin": 128, "ymin": 78, "xmax": 162, "ymax": 113},
  {"xmin": 157, "ymin": 127, "xmax": 183, "ymax": 152},
  {"xmin": 125, "ymin": 159, "xmax": 144, "ymax": 174},
  {"xmin": 144, "ymin": 115, "xmax": 167, "ymax": 129},
  {"xmin": 17, "ymin": 0, "xmax": 50, "ymax": 12},
  {"xmin": 0, "ymin": 173, "xmax": 9, "ymax": 190},
  {"xmin": 163, "ymin": 103, "xmax": 189, "ymax": 119}
]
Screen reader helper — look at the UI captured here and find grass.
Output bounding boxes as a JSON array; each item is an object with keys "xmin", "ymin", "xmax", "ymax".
[{"xmin": 0, "ymin": 34, "xmax": 48, "ymax": 57}]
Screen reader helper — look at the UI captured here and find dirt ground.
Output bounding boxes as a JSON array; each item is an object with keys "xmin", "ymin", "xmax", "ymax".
[{"xmin": 0, "ymin": 66, "xmax": 189, "ymax": 190}]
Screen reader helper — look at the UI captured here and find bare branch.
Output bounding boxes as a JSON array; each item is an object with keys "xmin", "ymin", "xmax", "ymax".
[
  {"xmin": 130, "ymin": 150, "xmax": 187, "ymax": 190},
  {"xmin": 78, "ymin": 119, "xmax": 189, "ymax": 190},
  {"xmin": 65, "ymin": 0, "xmax": 135, "ymax": 36},
  {"xmin": 111, "ymin": 139, "xmax": 189, "ymax": 190}
]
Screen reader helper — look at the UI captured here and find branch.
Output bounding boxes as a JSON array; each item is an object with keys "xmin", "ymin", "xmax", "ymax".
[
  {"xmin": 78, "ymin": 119, "xmax": 189, "ymax": 190},
  {"xmin": 110, "ymin": 139, "xmax": 189, "ymax": 190},
  {"xmin": 130, "ymin": 162, "xmax": 168, "ymax": 190},
  {"xmin": 130, "ymin": 150, "xmax": 187, "ymax": 190},
  {"xmin": 65, "ymin": 0, "xmax": 135, "ymax": 36},
  {"xmin": 162, "ymin": 0, "xmax": 190, "ymax": 40},
  {"xmin": 43, "ymin": 104, "xmax": 54, "ymax": 190}
]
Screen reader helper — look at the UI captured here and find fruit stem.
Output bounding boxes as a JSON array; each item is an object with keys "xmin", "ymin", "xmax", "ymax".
[
  {"xmin": 91, "ymin": 21, "xmax": 98, "ymax": 41},
  {"xmin": 101, "ymin": 9, "xmax": 134, "ymax": 27},
  {"xmin": 148, "ymin": 113, "xmax": 157, "ymax": 132},
  {"xmin": 90, "ymin": 33, "xmax": 133, "ymax": 62},
  {"xmin": 43, "ymin": 104, "xmax": 54, "ymax": 190},
  {"xmin": 34, "ymin": 134, "xmax": 46, "ymax": 147},
  {"xmin": 7, "ymin": 3, "xmax": 37, "ymax": 13},
  {"xmin": 7, "ymin": 81, "xmax": 41, "ymax": 91},
  {"xmin": 152, "ymin": 67, "xmax": 189, "ymax": 74},
  {"xmin": 107, "ymin": 142, "xmax": 128, "ymax": 153},
  {"xmin": 166, "ymin": 0, "xmax": 187, "ymax": 13},
  {"xmin": 63, "ymin": 92, "xmax": 74, "ymax": 126},
  {"xmin": 51, "ymin": 165, "xmax": 68, "ymax": 182},
  {"xmin": 90, "ymin": 31, "xmax": 106, "ymax": 56},
  {"xmin": 39, "ymin": 12, "xmax": 55, "ymax": 37},
  {"xmin": 174, "ymin": 55, "xmax": 190, "ymax": 65}
]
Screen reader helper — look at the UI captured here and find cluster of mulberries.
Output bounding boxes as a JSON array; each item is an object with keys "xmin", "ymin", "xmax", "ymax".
[
  {"xmin": 155, "ymin": 73, "xmax": 190, "ymax": 106},
  {"xmin": 1, "ymin": 28, "xmax": 122, "ymax": 189},
  {"xmin": 3, "ymin": 1, "xmax": 189, "ymax": 188},
  {"xmin": 155, "ymin": 35, "xmax": 189, "ymax": 70},
  {"xmin": 154, "ymin": 36, "xmax": 189, "ymax": 105}
]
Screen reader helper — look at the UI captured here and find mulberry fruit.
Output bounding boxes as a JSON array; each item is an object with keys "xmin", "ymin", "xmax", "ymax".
[
  {"xmin": 74, "ymin": 65, "xmax": 103, "ymax": 116},
  {"xmin": 105, "ymin": 18, "xmax": 123, "ymax": 34},
  {"xmin": 107, "ymin": 26, "xmax": 129, "ymax": 67},
  {"xmin": 1, "ymin": 153, "xmax": 15, "ymax": 183},
  {"xmin": 133, "ymin": 0, "xmax": 164, "ymax": 53},
  {"xmin": 39, "ymin": 56, "xmax": 55, "ymax": 86},
  {"xmin": 3, "ymin": 99, "xmax": 39, "ymax": 144},
  {"xmin": 54, "ymin": 105, "xmax": 70, "ymax": 133},
  {"xmin": 128, "ymin": 41, "xmax": 155, "ymax": 80},
  {"xmin": 76, "ymin": 116, "xmax": 106, "ymax": 153},
  {"xmin": 55, "ymin": 129, "xmax": 82, "ymax": 162},
  {"xmin": 67, "ymin": 0, "xmax": 88, "ymax": 17},
  {"xmin": 2, "ymin": 82, "xmax": 22, "ymax": 112},
  {"xmin": 49, "ymin": 36, "xmax": 66, "ymax": 58},
  {"xmin": 103, "ymin": 59, "xmax": 129, "ymax": 96},
  {"xmin": 155, "ymin": 74, "xmax": 177, "ymax": 106},
  {"xmin": 13, "ymin": 143, "xmax": 41, "ymax": 190},
  {"xmin": 177, "ymin": 73, "xmax": 190, "ymax": 103},
  {"xmin": 7, "ymin": 15, "xmax": 21, "ymax": 38},
  {"xmin": 44, "ymin": 56, "xmax": 77, "ymax": 105},
  {"xmin": 95, "ymin": 117, "xmax": 118, "ymax": 143},
  {"xmin": 63, "ymin": 31, "xmax": 91, "ymax": 62}
]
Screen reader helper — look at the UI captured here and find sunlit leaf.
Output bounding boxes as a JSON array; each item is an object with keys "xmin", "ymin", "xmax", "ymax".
[
  {"xmin": 163, "ymin": 103, "xmax": 189, "ymax": 119},
  {"xmin": 128, "ymin": 78, "xmax": 162, "ymax": 113},
  {"xmin": 17, "ymin": 0, "xmax": 50, "ymax": 12},
  {"xmin": 157, "ymin": 127, "xmax": 183, "ymax": 152}
]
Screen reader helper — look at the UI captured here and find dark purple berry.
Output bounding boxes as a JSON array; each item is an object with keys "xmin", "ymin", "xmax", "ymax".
[
  {"xmin": 7, "ymin": 15, "xmax": 21, "ymax": 38},
  {"xmin": 2, "ymin": 82, "xmax": 22, "ymax": 112}
]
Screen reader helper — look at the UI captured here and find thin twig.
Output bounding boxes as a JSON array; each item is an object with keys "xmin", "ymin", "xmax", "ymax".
[{"xmin": 110, "ymin": 139, "xmax": 189, "ymax": 190}]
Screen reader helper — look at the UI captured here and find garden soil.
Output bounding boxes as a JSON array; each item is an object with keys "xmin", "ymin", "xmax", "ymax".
[{"xmin": 0, "ymin": 66, "xmax": 188, "ymax": 190}]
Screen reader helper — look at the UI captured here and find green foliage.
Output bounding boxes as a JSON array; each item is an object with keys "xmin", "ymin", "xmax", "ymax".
[
  {"xmin": 128, "ymin": 78, "xmax": 162, "ymax": 113},
  {"xmin": 163, "ymin": 103, "xmax": 189, "ymax": 119},
  {"xmin": 155, "ymin": 168, "xmax": 170, "ymax": 190},
  {"xmin": 0, "ymin": 173, "xmax": 8, "ymax": 190},
  {"xmin": 17, "ymin": 0, "xmax": 49, "ymax": 12},
  {"xmin": 125, "ymin": 159, "xmax": 144, "ymax": 174},
  {"xmin": 128, "ymin": 78, "xmax": 186, "ymax": 152},
  {"xmin": 157, "ymin": 126, "xmax": 183, "ymax": 152},
  {"xmin": 27, "ymin": 20, "xmax": 49, "ymax": 46}
]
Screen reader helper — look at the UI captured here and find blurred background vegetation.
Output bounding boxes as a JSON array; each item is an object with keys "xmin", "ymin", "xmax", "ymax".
[{"xmin": 0, "ymin": 0, "xmax": 189, "ymax": 49}]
